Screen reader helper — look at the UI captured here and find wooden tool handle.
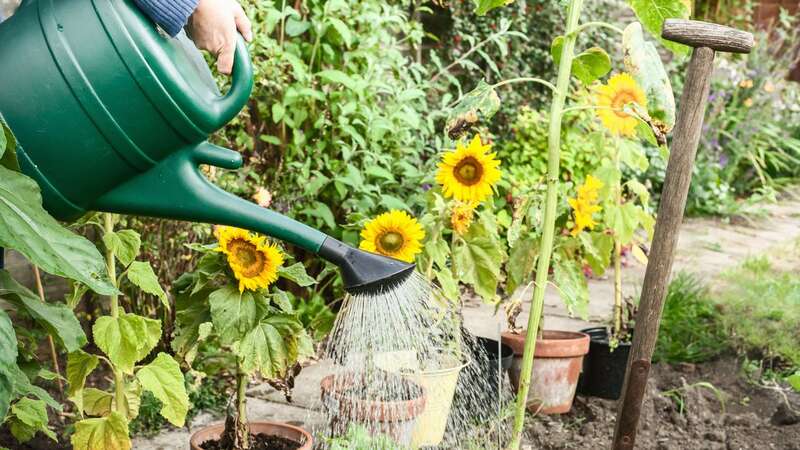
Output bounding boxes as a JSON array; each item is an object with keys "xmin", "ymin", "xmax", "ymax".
[{"xmin": 662, "ymin": 19, "xmax": 754, "ymax": 53}]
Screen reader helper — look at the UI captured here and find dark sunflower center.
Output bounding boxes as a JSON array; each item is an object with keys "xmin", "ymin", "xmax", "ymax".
[
  {"xmin": 612, "ymin": 91, "xmax": 637, "ymax": 118},
  {"xmin": 453, "ymin": 157, "xmax": 483, "ymax": 186},
  {"xmin": 229, "ymin": 239, "xmax": 266, "ymax": 277},
  {"xmin": 379, "ymin": 231, "xmax": 405, "ymax": 253}
]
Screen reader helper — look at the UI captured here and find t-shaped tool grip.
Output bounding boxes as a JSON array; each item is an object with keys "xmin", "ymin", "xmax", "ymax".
[{"xmin": 662, "ymin": 19, "xmax": 754, "ymax": 53}]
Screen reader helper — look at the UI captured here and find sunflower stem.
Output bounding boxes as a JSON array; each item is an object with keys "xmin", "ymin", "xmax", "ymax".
[
  {"xmin": 508, "ymin": 0, "xmax": 584, "ymax": 448},
  {"xmin": 103, "ymin": 213, "xmax": 128, "ymax": 418}
]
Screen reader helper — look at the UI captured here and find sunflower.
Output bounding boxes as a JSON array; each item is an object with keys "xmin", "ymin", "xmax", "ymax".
[
  {"xmin": 596, "ymin": 73, "xmax": 648, "ymax": 137},
  {"xmin": 451, "ymin": 201, "xmax": 477, "ymax": 236},
  {"xmin": 216, "ymin": 226, "xmax": 284, "ymax": 292},
  {"xmin": 568, "ymin": 177, "xmax": 604, "ymax": 236},
  {"xmin": 436, "ymin": 134, "xmax": 502, "ymax": 204},
  {"xmin": 359, "ymin": 210, "xmax": 425, "ymax": 263}
]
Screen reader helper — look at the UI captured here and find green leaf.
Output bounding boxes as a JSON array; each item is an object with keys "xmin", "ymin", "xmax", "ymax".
[
  {"xmin": 71, "ymin": 411, "xmax": 131, "ymax": 450},
  {"xmin": 278, "ymin": 263, "xmax": 316, "ymax": 287},
  {"xmin": 8, "ymin": 397, "xmax": 55, "ymax": 443},
  {"xmin": 284, "ymin": 17, "xmax": 310, "ymax": 37},
  {"xmin": 627, "ymin": 179, "xmax": 651, "ymax": 205},
  {"xmin": 507, "ymin": 234, "xmax": 539, "ymax": 296},
  {"xmin": 5, "ymin": 364, "xmax": 59, "ymax": 410},
  {"xmin": 579, "ymin": 232, "xmax": 614, "ymax": 276},
  {"xmin": 172, "ymin": 285, "xmax": 212, "ymax": 365},
  {"xmin": 0, "ymin": 270, "xmax": 87, "ymax": 352},
  {"xmin": 0, "ymin": 166, "xmax": 116, "ymax": 295},
  {"xmin": 435, "ymin": 269, "xmax": 459, "ymax": 302},
  {"xmin": 209, "ymin": 286, "xmax": 268, "ymax": 346},
  {"xmin": 317, "ymin": 70, "xmax": 356, "ymax": 90},
  {"xmin": 126, "ymin": 261, "xmax": 168, "ymax": 310},
  {"xmin": 0, "ymin": 308, "xmax": 18, "ymax": 368},
  {"xmin": 302, "ymin": 201, "xmax": 336, "ymax": 230},
  {"xmin": 623, "ymin": 22, "xmax": 677, "ymax": 134},
  {"xmin": 81, "ymin": 388, "xmax": 113, "ymax": 417},
  {"xmin": 453, "ymin": 218, "xmax": 506, "ymax": 303},
  {"xmin": 787, "ymin": 372, "xmax": 800, "ymax": 392},
  {"xmin": 271, "ymin": 290, "xmax": 294, "ymax": 313},
  {"xmin": 66, "ymin": 350, "xmax": 99, "ymax": 413},
  {"xmin": 572, "ymin": 47, "xmax": 612, "ymax": 85},
  {"xmin": 235, "ymin": 315, "xmax": 311, "ymax": 378},
  {"xmin": 445, "ymin": 80, "xmax": 500, "ymax": 139},
  {"xmin": 93, "ymin": 313, "xmax": 161, "ymax": 374},
  {"xmin": 626, "ymin": 0, "xmax": 691, "ymax": 55},
  {"xmin": 327, "ymin": 17, "xmax": 352, "ymax": 47},
  {"xmin": 0, "ymin": 122, "xmax": 19, "ymax": 172},
  {"xmin": 553, "ymin": 257, "xmax": 589, "ymax": 320},
  {"xmin": 102, "ymin": 230, "xmax": 141, "ymax": 267},
  {"xmin": 379, "ymin": 194, "xmax": 408, "ymax": 211},
  {"xmin": 618, "ymin": 140, "xmax": 649, "ymax": 172},
  {"xmin": 473, "ymin": 0, "xmax": 513, "ymax": 15},
  {"xmin": 135, "ymin": 353, "xmax": 189, "ymax": 427},
  {"xmin": 606, "ymin": 203, "xmax": 642, "ymax": 245}
]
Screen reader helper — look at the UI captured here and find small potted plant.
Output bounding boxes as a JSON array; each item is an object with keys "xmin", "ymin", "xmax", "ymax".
[{"xmin": 173, "ymin": 226, "xmax": 316, "ymax": 450}]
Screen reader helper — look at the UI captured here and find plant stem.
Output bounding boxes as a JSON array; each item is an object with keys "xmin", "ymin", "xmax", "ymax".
[
  {"xmin": 613, "ymin": 138, "xmax": 623, "ymax": 339},
  {"xmin": 492, "ymin": 77, "xmax": 558, "ymax": 93},
  {"xmin": 104, "ymin": 213, "xmax": 119, "ymax": 319},
  {"xmin": 32, "ymin": 265, "xmax": 63, "ymax": 395},
  {"xmin": 431, "ymin": 27, "xmax": 511, "ymax": 82},
  {"xmin": 570, "ymin": 21, "xmax": 624, "ymax": 37},
  {"xmin": 236, "ymin": 360, "xmax": 250, "ymax": 449},
  {"xmin": 508, "ymin": 0, "xmax": 584, "ymax": 448},
  {"xmin": 103, "ymin": 213, "xmax": 128, "ymax": 417}
]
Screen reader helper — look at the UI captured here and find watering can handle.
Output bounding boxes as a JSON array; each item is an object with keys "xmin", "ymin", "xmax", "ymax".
[{"xmin": 210, "ymin": 35, "xmax": 254, "ymax": 130}]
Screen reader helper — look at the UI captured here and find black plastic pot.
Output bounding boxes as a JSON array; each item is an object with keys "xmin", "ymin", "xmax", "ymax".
[{"xmin": 576, "ymin": 327, "xmax": 631, "ymax": 400}]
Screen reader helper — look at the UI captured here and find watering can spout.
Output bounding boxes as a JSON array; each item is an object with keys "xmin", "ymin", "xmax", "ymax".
[{"xmin": 93, "ymin": 143, "xmax": 415, "ymax": 293}]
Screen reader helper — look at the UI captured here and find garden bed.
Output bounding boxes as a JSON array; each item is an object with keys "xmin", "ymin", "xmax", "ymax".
[{"xmin": 525, "ymin": 357, "xmax": 800, "ymax": 449}]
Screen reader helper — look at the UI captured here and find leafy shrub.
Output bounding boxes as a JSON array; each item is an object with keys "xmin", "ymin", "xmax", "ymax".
[
  {"xmin": 216, "ymin": 0, "xmax": 446, "ymax": 247},
  {"xmin": 654, "ymin": 272, "xmax": 729, "ymax": 364}
]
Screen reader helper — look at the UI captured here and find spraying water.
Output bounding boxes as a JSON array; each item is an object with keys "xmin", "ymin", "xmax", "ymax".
[{"xmin": 314, "ymin": 271, "xmax": 513, "ymax": 449}]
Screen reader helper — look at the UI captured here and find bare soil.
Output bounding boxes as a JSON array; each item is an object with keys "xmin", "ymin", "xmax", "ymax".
[
  {"xmin": 524, "ymin": 358, "xmax": 800, "ymax": 449},
  {"xmin": 200, "ymin": 433, "xmax": 302, "ymax": 450}
]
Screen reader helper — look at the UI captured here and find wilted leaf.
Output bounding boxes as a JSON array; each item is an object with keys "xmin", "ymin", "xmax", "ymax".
[
  {"xmin": 71, "ymin": 412, "xmax": 131, "ymax": 450},
  {"xmin": 0, "ymin": 166, "xmax": 116, "ymax": 295},
  {"xmin": 623, "ymin": 22, "xmax": 676, "ymax": 136},
  {"xmin": 445, "ymin": 80, "xmax": 500, "ymax": 139},
  {"xmin": 579, "ymin": 232, "xmax": 613, "ymax": 276},
  {"xmin": 507, "ymin": 235, "xmax": 539, "ymax": 295},
  {"xmin": 135, "ymin": 353, "xmax": 189, "ymax": 427},
  {"xmin": 66, "ymin": 350, "xmax": 99, "ymax": 414},
  {"xmin": 81, "ymin": 388, "xmax": 113, "ymax": 417},
  {"xmin": 235, "ymin": 315, "xmax": 310, "ymax": 378},
  {"xmin": 453, "ymin": 218, "xmax": 506, "ymax": 303}
]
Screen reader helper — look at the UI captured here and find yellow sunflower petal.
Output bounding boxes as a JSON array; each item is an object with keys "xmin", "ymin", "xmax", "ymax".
[
  {"xmin": 359, "ymin": 210, "xmax": 425, "ymax": 262},
  {"xmin": 216, "ymin": 227, "xmax": 283, "ymax": 292},
  {"xmin": 435, "ymin": 134, "xmax": 503, "ymax": 204},
  {"xmin": 595, "ymin": 73, "xmax": 647, "ymax": 137}
]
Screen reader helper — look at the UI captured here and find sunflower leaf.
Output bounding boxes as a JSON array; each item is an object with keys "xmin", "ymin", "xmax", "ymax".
[
  {"xmin": 126, "ymin": 261, "xmax": 168, "ymax": 310},
  {"xmin": 209, "ymin": 286, "xmax": 269, "ymax": 346},
  {"xmin": 234, "ymin": 315, "xmax": 311, "ymax": 378},
  {"xmin": 278, "ymin": 263, "xmax": 316, "ymax": 287},
  {"xmin": 453, "ymin": 214, "xmax": 506, "ymax": 303},
  {"xmin": 552, "ymin": 256, "xmax": 589, "ymax": 320},
  {"xmin": 0, "ymin": 166, "xmax": 116, "ymax": 295},
  {"xmin": 7, "ymin": 397, "xmax": 55, "ymax": 443},
  {"xmin": 93, "ymin": 313, "xmax": 161, "ymax": 374},
  {"xmin": 71, "ymin": 412, "xmax": 131, "ymax": 450},
  {"xmin": 135, "ymin": 353, "xmax": 189, "ymax": 427},
  {"xmin": 445, "ymin": 80, "xmax": 500, "ymax": 140},
  {"xmin": 66, "ymin": 350, "xmax": 99, "ymax": 414},
  {"xmin": 625, "ymin": 0, "xmax": 691, "ymax": 55}
]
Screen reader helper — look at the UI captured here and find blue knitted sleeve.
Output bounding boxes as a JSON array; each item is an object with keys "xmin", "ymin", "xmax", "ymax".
[{"xmin": 133, "ymin": 0, "xmax": 200, "ymax": 37}]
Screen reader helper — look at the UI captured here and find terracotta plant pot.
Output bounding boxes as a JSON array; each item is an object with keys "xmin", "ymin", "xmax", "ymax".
[
  {"xmin": 189, "ymin": 421, "xmax": 313, "ymax": 450},
  {"xmin": 501, "ymin": 329, "xmax": 590, "ymax": 414},
  {"xmin": 320, "ymin": 371, "xmax": 426, "ymax": 447}
]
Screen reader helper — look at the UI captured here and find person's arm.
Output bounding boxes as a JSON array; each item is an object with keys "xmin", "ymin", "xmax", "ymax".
[
  {"xmin": 134, "ymin": 0, "xmax": 252, "ymax": 75},
  {"xmin": 133, "ymin": 0, "xmax": 199, "ymax": 37}
]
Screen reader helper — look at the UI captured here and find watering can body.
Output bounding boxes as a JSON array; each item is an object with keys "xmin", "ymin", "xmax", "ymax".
[
  {"xmin": 0, "ymin": 0, "xmax": 326, "ymax": 251},
  {"xmin": 0, "ymin": 0, "xmax": 413, "ymax": 292}
]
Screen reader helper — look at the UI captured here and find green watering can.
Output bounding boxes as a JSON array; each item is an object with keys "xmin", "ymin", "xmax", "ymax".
[{"xmin": 0, "ymin": 0, "xmax": 413, "ymax": 293}]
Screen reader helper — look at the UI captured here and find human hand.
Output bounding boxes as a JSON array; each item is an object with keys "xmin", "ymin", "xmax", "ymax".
[{"xmin": 186, "ymin": 0, "xmax": 252, "ymax": 75}]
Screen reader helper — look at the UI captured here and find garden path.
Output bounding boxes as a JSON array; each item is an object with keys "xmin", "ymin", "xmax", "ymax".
[{"xmin": 99, "ymin": 190, "xmax": 800, "ymax": 449}]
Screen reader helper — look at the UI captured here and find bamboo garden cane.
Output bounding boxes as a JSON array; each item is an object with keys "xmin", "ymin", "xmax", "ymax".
[{"xmin": 611, "ymin": 19, "xmax": 754, "ymax": 450}]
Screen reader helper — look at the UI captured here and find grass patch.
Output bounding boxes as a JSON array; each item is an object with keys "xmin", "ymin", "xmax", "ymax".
[
  {"xmin": 654, "ymin": 272, "xmax": 730, "ymax": 364},
  {"xmin": 716, "ymin": 255, "xmax": 800, "ymax": 371}
]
